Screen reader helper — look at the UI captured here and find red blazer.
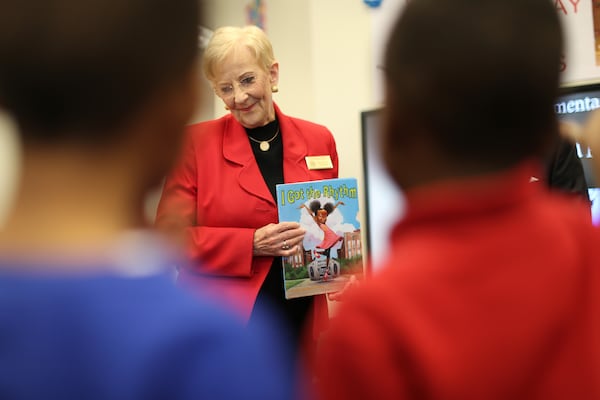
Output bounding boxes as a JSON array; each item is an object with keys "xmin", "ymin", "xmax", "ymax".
[{"xmin": 156, "ymin": 104, "xmax": 338, "ymax": 335}]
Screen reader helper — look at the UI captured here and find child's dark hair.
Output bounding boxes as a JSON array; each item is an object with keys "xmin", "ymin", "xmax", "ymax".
[
  {"xmin": 0, "ymin": 0, "xmax": 200, "ymax": 144},
  {"xmin": 383, "ymin": 0, "xmax": 562, "ymax": 168},
  {"xmin": 309, "ymin": 200, "xmax": 335, "ymax": 215}
]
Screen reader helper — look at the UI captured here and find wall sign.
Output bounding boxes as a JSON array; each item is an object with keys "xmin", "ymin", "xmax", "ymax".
[{"xmin": 559, "ymin": 0, "xmax": 600, "ymax": 83}]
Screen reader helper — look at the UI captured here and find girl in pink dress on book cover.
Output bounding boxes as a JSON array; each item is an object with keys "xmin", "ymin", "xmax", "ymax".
[{"xmin": 298, "ymin": 200, "xmax": 345, "ymax": 280}]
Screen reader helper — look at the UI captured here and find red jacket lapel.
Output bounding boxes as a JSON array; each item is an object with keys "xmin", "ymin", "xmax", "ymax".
[
  {"xmin": 221, "ymin": 104, "xmax": 313, "ymax": 205},
  {"xmin": 221, "ymin": 116, "xmax": 275, "ymax": 206}
]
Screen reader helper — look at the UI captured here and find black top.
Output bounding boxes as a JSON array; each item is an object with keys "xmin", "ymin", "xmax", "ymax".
[
  {"xmin": 245, "ymin": 119, "xmax": 312, "ymax": 347},
  {"xmin": 545, "ymin": 136, "xmax": 590, "ymax": 205},
  {"xmin": 246, "ymin": 119, "xmax": 284, "ymax": 200}
]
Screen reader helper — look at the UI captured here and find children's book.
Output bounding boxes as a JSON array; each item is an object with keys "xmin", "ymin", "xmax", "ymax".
[{"xmin": 276, "ymin": 177, "xmax": 364, "ymax": 299}]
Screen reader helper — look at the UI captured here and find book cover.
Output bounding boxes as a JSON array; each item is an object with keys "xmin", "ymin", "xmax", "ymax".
[{"xmin": 276, "ymin": 177, "xmax": 364, "ymax": 299}]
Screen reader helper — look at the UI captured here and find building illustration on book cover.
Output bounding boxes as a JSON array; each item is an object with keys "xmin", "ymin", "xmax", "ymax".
[{"xmin": 276, "ymin": 177, "xmax": 364, "ymax": 299}]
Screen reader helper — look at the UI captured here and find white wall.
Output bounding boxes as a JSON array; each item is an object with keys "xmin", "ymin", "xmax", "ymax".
[{"xmin": 307, "ymin": 1, "xmax": 376, "ymax": 181}]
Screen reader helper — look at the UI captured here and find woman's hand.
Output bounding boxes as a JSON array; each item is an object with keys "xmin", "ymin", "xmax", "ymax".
[{"xmin": 253, "ymin": 222, "xmax": 305, "ymax": 257}]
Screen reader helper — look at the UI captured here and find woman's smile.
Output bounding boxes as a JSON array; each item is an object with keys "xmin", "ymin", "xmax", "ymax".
[{"xmin": 237, "ymin": 103, "xmax": 256, "ymax": 112}]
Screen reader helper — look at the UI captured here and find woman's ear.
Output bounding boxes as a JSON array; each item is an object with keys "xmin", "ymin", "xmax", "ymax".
[{"xmin": 269, "ymin": 62, "xmax": 279, "ymax": 86}]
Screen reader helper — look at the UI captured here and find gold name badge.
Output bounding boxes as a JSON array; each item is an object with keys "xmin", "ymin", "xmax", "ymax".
[{"xmin": 305, "ymin": 155, "xmax": 333, "ymax": 170}]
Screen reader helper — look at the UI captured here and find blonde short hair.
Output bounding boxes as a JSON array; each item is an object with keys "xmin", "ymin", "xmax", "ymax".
[{"xmin": 202, "ymin": 25, "xmax": 276, "ymax": 83}]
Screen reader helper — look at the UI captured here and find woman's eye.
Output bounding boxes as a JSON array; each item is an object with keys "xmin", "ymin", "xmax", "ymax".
[
  {"xmin": 241, "ymin": 76, "xmax": 255, "ymax": 86},
  {"xmin": 219, "ymin": 86, "xmax": 233, "ymax": 94}
]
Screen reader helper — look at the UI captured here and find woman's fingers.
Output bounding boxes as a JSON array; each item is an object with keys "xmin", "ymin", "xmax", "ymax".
[{"xmin": 253, "ymin": 222, "xmax": 306, "ymax": 256}]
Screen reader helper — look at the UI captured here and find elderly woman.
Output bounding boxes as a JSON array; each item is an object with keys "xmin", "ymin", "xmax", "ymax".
[{"xmin": 156, "ymin": 26, "xmax": 339, "ymax": 346}]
